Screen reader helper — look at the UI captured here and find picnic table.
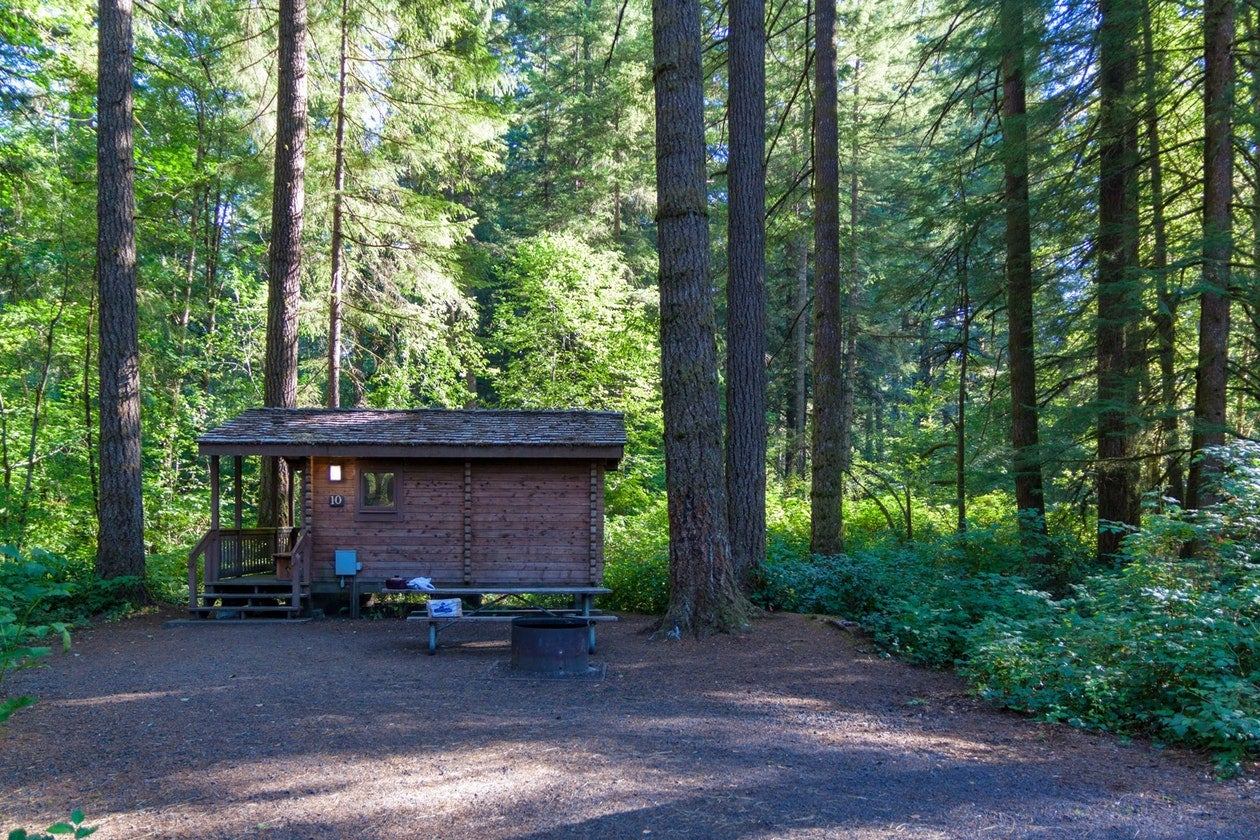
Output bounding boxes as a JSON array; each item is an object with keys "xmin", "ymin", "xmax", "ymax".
[{"xmin": 390, "ymin": 585, "xmax": 615, "ymax": 654}]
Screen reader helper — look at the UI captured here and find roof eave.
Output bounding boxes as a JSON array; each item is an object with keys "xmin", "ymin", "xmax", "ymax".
[{"xmin": 197, "ymin": 442, "xmax": 626, "ymax": 462}]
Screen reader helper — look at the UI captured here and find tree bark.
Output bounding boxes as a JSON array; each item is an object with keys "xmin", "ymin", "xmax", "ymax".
[
  {"xmin": 1139, "ymin": 0, "xmax": 1183, "ymax": 505},
  {"xmin": 1096, "ymin": 0, "xmax": 1143, "ymax": 562},
  {"xmin": 1187, "ymin": 0, "xmax": 1234, "ymax": 510},
  {"xmin": 810, "ymin": 0, "xmax": 844, "ymax": 555},
  {"xmin": 653, "ymin": 0, "xmax": 751, "ymax": 637},
  {"xmin": 261, "ymin": 0, "xmax": 309, "ymax": 527},
  {"xmin": 726, "ymin": 0, "xmax": 768, "ymax": 586},
  {"xmin": 328, "ymin": 0, "xmax": 349, "ymax": 410},
  {"xmin": 839, "ymin": 63, "xmax": 860, "ymax": 526},
  {"xmin": 1249, "ymin": 5, "xmax": 1260, "ymax": 411},
  {"xmin": 83, "ymin": 285, "xmax": 99, "ymax": 515},
  {"xmin": 96, "ymin": 0, "xmax": 146, "ymax": 581},
  {"xmin": 1000, "ymin": 0, "xmax": 1049, "ymax": 552},
  {"xmin": 788, "ymin": 230, "xmax": 809, "ymax": 479},
  {"xmin": 956, "ymin": 271, "xmax": 969, "ymax": 534}
]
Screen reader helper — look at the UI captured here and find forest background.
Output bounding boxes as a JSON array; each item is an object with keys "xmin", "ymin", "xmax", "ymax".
[{"xmin": 2, "ymin": 0, "xmax": 1260, "ymax": 771}]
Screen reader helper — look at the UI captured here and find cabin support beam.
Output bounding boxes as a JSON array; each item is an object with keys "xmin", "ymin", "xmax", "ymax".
[
  {"xmin": 209, "ymin": 455, "xmax": 221, "ymax": 530},
  {"xmin": 233, "ymin": 455, "xmax": 243, "ymax": 530}
]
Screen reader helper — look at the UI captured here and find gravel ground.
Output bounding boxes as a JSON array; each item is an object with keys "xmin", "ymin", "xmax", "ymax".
[{"xmin": 1, "ymin": 606, "xmax": 1257, "ymax": 839}]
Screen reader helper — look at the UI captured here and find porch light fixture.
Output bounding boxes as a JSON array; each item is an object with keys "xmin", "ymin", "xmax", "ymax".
[{"xmin": 329, "ymin": 463, "xmax": 343, "ymax": 482}]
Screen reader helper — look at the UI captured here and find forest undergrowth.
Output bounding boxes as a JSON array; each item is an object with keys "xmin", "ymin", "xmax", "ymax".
[{"xmin": 606, "ymin": 442, "xmax": 1260, "ymax": 775}]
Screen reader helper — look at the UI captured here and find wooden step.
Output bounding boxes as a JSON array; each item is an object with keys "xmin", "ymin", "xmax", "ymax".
[
  {"xmin": 201, "ymin": 596, "xmax": 297, "ymax": 605},
  {"xmin": 205, "ymin": 583, "xmax": 300, "ymax": 595},
  {"xmin": 195, "ymin": 604, "xmax": 302, "ymax": 614},
  {"xmin": 189, "ymin": 605, "xmax": 304, "ymax": 618},
  {"xmin": 199, "ymin": 594, "xmax": 297, "ymax": 604}
]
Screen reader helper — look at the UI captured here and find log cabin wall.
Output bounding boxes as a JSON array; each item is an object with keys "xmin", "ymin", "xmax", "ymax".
[
  {"xmin": 308, "ymin": 456, "xmax": 604, "ymax": 591},
  {"xmin": 469, "ymin": 459, "xmax": 602, "ymax": 585}
]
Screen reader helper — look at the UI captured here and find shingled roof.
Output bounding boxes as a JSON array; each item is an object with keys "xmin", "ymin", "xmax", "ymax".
[{"xmin": 197, "ymin": 408, "xmax": 626, "ymax": 461}]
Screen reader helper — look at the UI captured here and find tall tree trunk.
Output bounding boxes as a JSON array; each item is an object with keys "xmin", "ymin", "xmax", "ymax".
[
  {"xmin": 1187, "ymin": 0, "xmax": 1234, "ymax": 510},
  {"xmin": 83, "ymin": 284, "xmax": 98, "ymax": 515},
  {"xmin": 810, "ymin": 0, "xmax": 843, "ymax": 555},
  {"xmin": 1249, "ymin": 4, "xmax": 1260, "ymax": 405},
  {"xmin": 261, "ymin": 0, "xmax": 309, "ymax": 527},
  {"xmin": 726, "ymin": 0, "xmax": 768, "ymax": 586},
  {"xmin": 1141, "ymin": 0, "xmax": 1184, "ymax": 505},
  {"xmin": 788, "ymin": 229, "xmax": 809, "ymax": 479},
  {"xmin": 1000, "ymin": 0, "xmax": 1049, "ymax": 552},
  {"xmin": 839, "ymin": 62, "xmax": 860, "ymax": 539},
  {"xmin": 96, "ymin": 0, "xmax": 146, "ymax": 582},
  {"xmin": 1096, "ymin": 0, "xmax": 1143, "ymax": 562},
  {"xmin": 328, "ymin": 0, "xmax": 349, "ymax": 410},
  {"xmin": 956, "ymin": 266, "xmax": 970, "ymax": 534},
  {"xmin": 653, "ymin": 0, "xmax": 751, "ymax": 637}
]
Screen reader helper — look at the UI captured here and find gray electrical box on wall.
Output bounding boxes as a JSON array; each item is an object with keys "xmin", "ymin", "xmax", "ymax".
[{"xmin": 334, "ymin": 550, "xmax": 359, "ymax": 576}]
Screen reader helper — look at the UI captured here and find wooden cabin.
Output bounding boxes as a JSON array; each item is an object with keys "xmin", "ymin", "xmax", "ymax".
[{"xmin": 187, "ymin": 408, "xmax": 625, "ymax": 618}]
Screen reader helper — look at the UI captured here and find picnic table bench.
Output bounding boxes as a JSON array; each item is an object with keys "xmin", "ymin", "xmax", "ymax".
[{"xmin": 391, "ymin": 585, "xmax": 615, "ymax": 654}]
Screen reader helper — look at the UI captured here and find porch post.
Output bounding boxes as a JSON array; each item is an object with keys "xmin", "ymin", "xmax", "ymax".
[
  {"xmin": 233, "ymin": 455, "xmax": 243, "ymax": 531},
  {"xmin": 209, "ymin": 456, "xmax": 220, "ymax": 530},
  {"xmin": 195, "ymin": 455, "xmax": 222, "ymax": 606},
  {"xmin": 303, "ymin": 457, "xmax": 314, "ymax": 528},
  {"xmin": 286, "ymin": 457, "xmax": 297, "ymax": 527}
]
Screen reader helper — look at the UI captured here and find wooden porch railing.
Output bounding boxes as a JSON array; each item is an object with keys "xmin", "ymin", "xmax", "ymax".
[
  {"xmin": 287, "ymin": 528, "xmax": 312, "ymax": 609},
  {"xmin": 188, "ymin": 527, "xmax": 309, "ymax": 607},
  {"xmin": 188, "ymin": 530, "xmax": 215, "ymax": 610}
]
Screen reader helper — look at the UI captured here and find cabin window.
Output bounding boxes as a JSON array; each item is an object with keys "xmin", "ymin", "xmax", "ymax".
[{"xmin": 358, "ymin": 469, "xmax": 398, "ymax": 519}]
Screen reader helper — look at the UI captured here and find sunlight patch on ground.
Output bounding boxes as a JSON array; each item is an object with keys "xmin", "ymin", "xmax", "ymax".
[
  {"xmin": 92, "ymin": 750, "xmax": 687, "ymax": 837},
  {"xmin": 54, "ymin": 691, "xmax": 179, "ymax": 707}
]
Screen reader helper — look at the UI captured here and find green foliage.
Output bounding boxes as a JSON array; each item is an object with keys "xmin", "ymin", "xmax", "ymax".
[
  {"xmin": 862, "ymin": 570, "xmax": 1049, "ymax": 667},
  {"xmin": 145, "ymin": 550, "xmax": 193, "ymax": 605},
  {"xmin": 963, "ymin": 444, "xmax": 1260, "ymax": 772},
  {"xmin": 963, "ymin": 557, "xmax": 1260, "ymax": 772},
  {"xmin": 488, "ymin": 0, "xmax": 655, "ymax": 243},
  {"xmin": 7, "ymin": 810, "xmax": 97, "ymax": 839},
  {"xmin": 764, "ymin": 491, "xmax": 812, "ymax": 564},
  {"xmin": 755, "ymin": 549, "xmax": 892, "ymax": 618},
  {"xmin": 487, "ymin": 232, "xmax": 659, "ymax": 413},
  {"xmin": 1, "ymin": 547, "xmax": 144, "ymax": 623},
  {"xmin": 601, "ymin": 499, "xmax": 670, "ymax": 614},
  {"xmin": 0, "ymin": 546, "xmax": 72, "ymax": 724},
  {"xmin": 755, "ymin": 537, "xmax": 1047, "ymax": 667}
]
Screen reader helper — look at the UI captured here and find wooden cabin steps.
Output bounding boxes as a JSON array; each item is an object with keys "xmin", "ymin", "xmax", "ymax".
[{"xmin": 191, "ymin": 578, "xmax": 309, "ymax": 620}]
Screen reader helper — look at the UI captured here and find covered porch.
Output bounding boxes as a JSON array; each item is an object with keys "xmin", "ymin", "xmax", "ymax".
[{"xmin": 187, "ymin": 453, "xmax": 313, "ymax": 618}]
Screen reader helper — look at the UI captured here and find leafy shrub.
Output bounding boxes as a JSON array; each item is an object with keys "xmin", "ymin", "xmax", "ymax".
[
  {"xmin": 754, "ymin": 549, "xmax": 894, "ymax": 617},
  {"xmin": 601, "ymin": 500, "xmax": 670, "ymax": 613},
  {"xmin": 0, "ymin": 546, "xmax": 73, "ymax": 724},
  {"xmin": 755, "ymin": 536, "xmax": 1049, "ymax": 667},
  {"xmin": 865, "ymin": 572, "xmax": 1051, "ymax": 667},
  {"xmin": 963, "ymin": 443, "xmax": 1260, "ymax": 772},
  {"xmin": 0, "ymin": 546, "xmax": 146, "ymax": 622},
  {"xmin": 146, "ymin": 549, "xmax": 192, "ymax": 605},
  {"xmin": 748, "ymin": 443, "xmax": 1260, "ymax": 770},
  {"xmin": 7, "ymin": 809, "xmax": 96, "ymax": 839},
  {"xmin": 963, "ymin": 557, "xmax": 1260, "ymax": 771}
]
